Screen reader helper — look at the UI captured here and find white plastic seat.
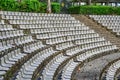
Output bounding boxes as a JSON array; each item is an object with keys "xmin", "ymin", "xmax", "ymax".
[
  {"xmin": 89, "ymin": 15, "xmax": 120, "ymax": 36},
  {"xmin": 23, "ymin": 41, "xmax": 44, "ymax": 53},
  {"xmin": 106, "ymin": 60, "xmax": 120, "ymax": 80},
  {"xmin": 16, "ymin": 47, "xmax": 56, "ymax": 80},
  {"xmin": 42, "ymin": 54, "xmax": 68, "ymax": 80},
  {"xmin": 61, "ymin": 59, "xmax": 78, "ymax": 80},
  {"xmin": 56, "ymin": 41, "xmax": 74, "ymax": 50}
]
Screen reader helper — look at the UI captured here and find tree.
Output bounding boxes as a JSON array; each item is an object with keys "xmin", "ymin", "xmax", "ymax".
[
  {"xmin": 47, "ymin": 0, "xmax": 51, "ymax": 13},
  {"xmin": 87, "ymin": 0, "xmax": 91, "ymax": 5},
  {"xmin": 106, "ymin": 0, "xmax": 109, "ymax": 5}
]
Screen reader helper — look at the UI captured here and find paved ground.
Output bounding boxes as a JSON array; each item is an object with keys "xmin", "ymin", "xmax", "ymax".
[{"xmin": 75, "ymin": 52, "xmax": 120, "ymax": 80}]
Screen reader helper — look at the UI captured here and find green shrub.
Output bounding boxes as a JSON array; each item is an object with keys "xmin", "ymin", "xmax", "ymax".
[
  {"xmin": 19, "ymin": 0, "xmax": 42, "ymax": 12},
  {"xmin": 51, "ymin": 2, "xmax": 60, "ymax": 13},
  {"xmin": 0, "ymin": 0, "xmax": 60, "ymax": 13},
  {"xmin": 39, "ymin": 2, "xmax": 47, "ymax": 13},
  {"xmin": 0, "ymin": 0, "xmax": 19, "ymax": 11},
  {"xmin": 69, "ymin": 6, "xmax": 80, "ymax": 14},
  {"xmin": 68, "ymin": 5, "xmax": 120, "ymax": 15}
]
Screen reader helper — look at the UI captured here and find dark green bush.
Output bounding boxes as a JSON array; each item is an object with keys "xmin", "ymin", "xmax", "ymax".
[
  {"xmin": 19, "ymin": 0, "xmax": 41, "ymax": 12},
  {"xmin": 68, "ymin": 5, "xmax": 120, "ymax": 15},
  {"xmin": 0, "ymin": 0, "xmax": 60, "ymax": 13},
  {"xmin": 0, "ymin": 0, "xmax": 19, "ymax": 11},
  {"xmin": 39, "ymin": 2, "xmax": 47, "ymax": 13},
  {"xmin": 51, "ymin": 2, "xmax": 60, "ymax": 13}
]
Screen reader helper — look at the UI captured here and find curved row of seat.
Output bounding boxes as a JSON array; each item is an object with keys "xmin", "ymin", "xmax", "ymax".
[
  {"xmin": 0, "ymin": 11, "xmax": 119, "ymax": 80},
  {"xmin": 0, "ymin": 11, "xmax": 71, "ymax": 17},
  {"xmin": 43, "ymin": 42, "xmax": 112, "ymax": 80},
  {"xmin": 61, "ymin": 59, "xmax": 78, "ymax": 80},
  {"xmin": 99, "ymin": 57, "xmax": 120, "ymax": 80},
  {"xmin": 1, "ymin": 15, "xmax": 74, "ymax": 20},
  {"xmin": 19, "ymin": 23, "xmax": 85, "ymax": 29},
  {"xmin": 16, "ymin": 47, "xmax": 56, "ymax": 80},
  {"xmin": 0, "ymin": 30, "xmax": 24, "ymax": 39},
  {"xmin": 0, "ymin": 24, "xmax": 14, "ymax": 31},
  {"xmin": 105, "ymin": 60, "xmax": 120, "ymax": 80},
  {"xmin": 89, "ymin": 15, "xmax": 120, "ymax": 36}
]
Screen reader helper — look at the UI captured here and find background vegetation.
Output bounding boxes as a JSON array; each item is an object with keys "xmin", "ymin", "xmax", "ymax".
[
  {"xmin": 0, "ymin": 0, "xmax": 120, "ymax": 14},
  {"xmin": 0, "ymin": 0, "xmax": 60, "ymax": 13},
  {"xmin": 68, "ymin": 5, "xmax": 120, "ymax": 15},
  {"xmin": 51, "ymin": 2, "xmax": 60, "ymax": 13}
]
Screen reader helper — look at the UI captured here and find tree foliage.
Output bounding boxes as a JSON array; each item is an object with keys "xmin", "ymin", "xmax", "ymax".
[
  {"xmin": 68, "ymin": 5, "xmax": 120, "ymax": 15},
  {"xmin": 0, "ymin": 0, "xmax": 60, "ymax": 13}
]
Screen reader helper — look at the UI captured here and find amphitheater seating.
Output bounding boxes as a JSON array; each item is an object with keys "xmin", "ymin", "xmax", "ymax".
[
  {"xmin": 0, "ymin": 30, "xmax": 24, "ymax": 39},
  {"xmin": 61, "ymin": 59, "xmax": 78, "ymax": 80},
  {"xmin": 23, "ymin": 41, "xmax": 44, "ymax": 53},
  {"xmin": 89, "ymin": 15, "xmax": 120, "ymax": 36},
  {"xmin": 0, "ymin": 25, "xmax": 14, "ymax": 31},
  {"xmin": 59, "ymin": 42, "xmax": 117, "ymax": 80},
  {"xmin": 16, "ymin": 47, "xmax": 56, "ymax": 80},
  {"xmin": 77, "ymin": 45, "xmax": 117, "ymax": 61},
  {"xmin": 0, "ymin": 20, "xmax": 4, "ymax": 24},
  {"xmin": 105, "ymin": 60, "xmax": 120, "ymax": 80},
  {"xmin": 42, "ymin": 53, "xmax": 68, "ymax": 80},
  {"xmin": 0, "ymin": 11, "xmax": 119, "ymax": 80}
]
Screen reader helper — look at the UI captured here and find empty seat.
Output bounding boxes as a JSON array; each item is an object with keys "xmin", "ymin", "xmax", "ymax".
[
  {"xmin": 56, "ymin": 41, "xmax": 74, "ymax": 50},
  {"xmin": 0, "ymin": 11, "xmax": 119, "ymax": 80},
  {"xmin": 77, "ymin": 45, "xmax": 117, "ymax": 62},
  {"xmin": 42, "ymin": 54, "xmax": 69, "ymax": 80},
  {"xmin": 89, "ymin": 15, "xmax": 120, "ymax": 36},
  {"xmin": 0, "ymin": 30, "xmax": 24, "ymax": 39},
  {"xmin": 0, "ymin": 20, "xmax": 4, "ymax": 24},
  {"xmin": 0, "ymin": 49, "xmax": 26, "ymax": 78},
  {"xmin": 61, "ymin": 59, "xmax": 78, "ymax": 80},
  {"xmin": 23, "ymin": 41, "xmax": 44, "ymax": 53},
  {"xmin": 0, "ymin": 25, "xmax": 14, "ymax": 31},
  {"xmin": 105, "ymin": 59, "xmax": 120, "ymax": 80},
  {"xmin": 16, "ymin": 47, "xmax": 57, "ymax": 80}
]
